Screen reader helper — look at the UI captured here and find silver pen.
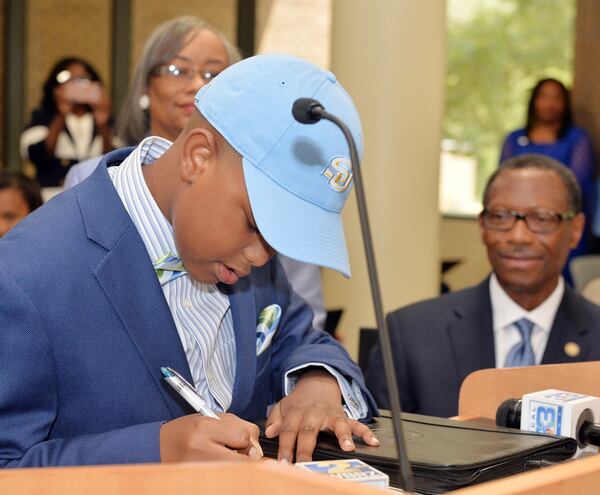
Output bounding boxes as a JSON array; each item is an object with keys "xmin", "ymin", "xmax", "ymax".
[
  {"xmin": 161, "ymin": 366, "xmax": 220, "ymax": 419},
  {"xmin": 160, "ymin": 366, "xmax": 263, "ymax": 457}
]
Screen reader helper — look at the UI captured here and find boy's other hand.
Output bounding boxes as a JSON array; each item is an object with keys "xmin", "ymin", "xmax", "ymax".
[
  {"xmin": 160, "ymin": 412, "xmax": 263, "ymax": 462},
  {"xmin": 264, "ymin": 369, "xmax": 379, "ymax": 462}
]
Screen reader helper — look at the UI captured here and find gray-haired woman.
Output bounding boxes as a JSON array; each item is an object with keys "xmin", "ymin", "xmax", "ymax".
[{"xmin": 64, "ymin": 16, "xmax": 239, "ymax": 187}]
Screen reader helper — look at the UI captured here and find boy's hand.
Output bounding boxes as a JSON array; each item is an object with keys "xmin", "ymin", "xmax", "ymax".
[
  {"xmin": 160, "ymin": 412, "xmax": 263, "ymax": 462},
  {"xmin": 264, "ymin": 369, "xmax": 379, "ymax": 462}
]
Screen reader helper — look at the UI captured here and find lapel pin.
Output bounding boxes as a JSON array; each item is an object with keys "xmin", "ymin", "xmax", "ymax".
[{"xmin": 564, "ymin": 341, "xmax": 581, "ymax": 358}]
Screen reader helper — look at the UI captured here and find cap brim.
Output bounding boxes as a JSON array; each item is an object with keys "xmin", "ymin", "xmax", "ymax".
[{"xmin": 243, "ymin": 157, "xmax": 351, "ymax": 278}]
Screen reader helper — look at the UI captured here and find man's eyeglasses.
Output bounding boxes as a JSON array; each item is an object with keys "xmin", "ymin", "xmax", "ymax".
[
  {"xmin": 151, "ymin": 64, "xmax": 220, "ymax": 84},
  {"xmin": 481, "ymin": 208, "xmax": 576, "ymax": 234}
]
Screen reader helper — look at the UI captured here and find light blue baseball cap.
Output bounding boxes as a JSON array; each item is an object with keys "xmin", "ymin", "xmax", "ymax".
[{"xmin": 194, "ymin": 54, "xmax": 363, "ymax": 278}]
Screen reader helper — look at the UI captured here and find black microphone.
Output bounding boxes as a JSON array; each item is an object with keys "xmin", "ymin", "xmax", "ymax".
[
  {"xmin": 291, "ymin": 98, "xmax": 324, "ymax": 124},
  {"xmin": 496, "ymin": 398, "xmax": 522, "ymax": 429},
  {"xmin": 496, "ymin": 397, "xmax": 600, "ymax": 448},
  {"xmin": 292, "ymin": 97, "xmax": 415, "ymax": 492}
]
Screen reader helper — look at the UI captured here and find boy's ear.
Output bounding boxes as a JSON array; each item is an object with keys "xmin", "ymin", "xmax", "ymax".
[{"xmin": 179, "ymin": 127, "xmax": 217, "ymax": 183}]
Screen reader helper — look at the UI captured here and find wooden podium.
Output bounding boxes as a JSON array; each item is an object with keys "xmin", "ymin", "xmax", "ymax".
[
  {"xmin": 458, "ymin": 360, "xmax": 600, "ymax": 420},
  {"xmin": 3, "ymin": 361, "xmax": 600, "ymax": 494},
  {"xmin": 0, "ymin": 460, "xmax": 385, "ymax": 495},
  {"xmin": 450, "ymin": 361, "xmax": 600, "ymax": 494}
]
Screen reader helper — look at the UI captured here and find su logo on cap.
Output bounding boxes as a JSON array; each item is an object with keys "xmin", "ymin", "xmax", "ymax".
[{"xmin": 322, "ymin": 157, "xmax": 353, "ymax": 192}]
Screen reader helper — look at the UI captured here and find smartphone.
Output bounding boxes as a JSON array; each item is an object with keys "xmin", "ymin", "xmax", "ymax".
[{"xmin": 63, "ymin": 79, "xmax": 102, "ymax": 105}]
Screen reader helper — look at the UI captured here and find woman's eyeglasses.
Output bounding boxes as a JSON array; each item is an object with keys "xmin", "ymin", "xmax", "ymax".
[{"xmin": 151, "ymin": 64, "xmax": 220, "ymax": 84}]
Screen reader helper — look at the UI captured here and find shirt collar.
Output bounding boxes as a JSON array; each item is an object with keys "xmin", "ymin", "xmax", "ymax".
[
  {"xmin": 109, "ymin": 136, "xmax": 177, "ymax": 263},
  {"xmin": 490, "ymin": 273, "xmax": 564, "ymax": 333}
]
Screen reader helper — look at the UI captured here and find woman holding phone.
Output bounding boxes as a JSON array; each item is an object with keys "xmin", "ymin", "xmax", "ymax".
[{"xmin": 20, "ymin": 57, "xmax": 113, "ymax": 187}]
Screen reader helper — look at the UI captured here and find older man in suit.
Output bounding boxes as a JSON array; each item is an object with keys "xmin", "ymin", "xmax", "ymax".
[{"xmin": 366, "ymin": 153, "xmax": 600, "ymax": 418}]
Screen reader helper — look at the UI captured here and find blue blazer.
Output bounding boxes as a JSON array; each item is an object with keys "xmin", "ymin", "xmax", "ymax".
[
  {"xmin": 365, "ymin": 278, "xmax": 600, "ymax": 418},
  {"xmin": 0, "ymin": 149, "xmax": 376, "ymax": 467}
]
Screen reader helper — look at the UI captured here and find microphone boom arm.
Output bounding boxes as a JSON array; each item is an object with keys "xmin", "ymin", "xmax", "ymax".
[{"xmin": 314, "ymin": 105, "xmax": 416, "ymax": 493}]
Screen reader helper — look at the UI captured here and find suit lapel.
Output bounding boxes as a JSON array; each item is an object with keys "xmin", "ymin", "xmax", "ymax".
[
  {"xmin": 447, "ymin": 279, "xmax": 496, "ymax": 382},
  {"xmin": 79, "ymin": 155, "xmax": 191, "ymax": 418},
  {"xmin": 221, "ymin": 278, "xmax": 258, "ymax": 416},
  {"xmin": 542, "ymin": 286, "xmax": 591, "ymax": 363}
]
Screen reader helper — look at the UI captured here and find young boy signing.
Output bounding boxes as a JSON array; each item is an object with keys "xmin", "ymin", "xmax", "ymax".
[{"xmin": 0, "ymin": 54, "xmax": 379, "ymax": 467}]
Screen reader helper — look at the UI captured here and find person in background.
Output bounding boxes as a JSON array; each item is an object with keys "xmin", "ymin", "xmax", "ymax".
[
  {"xmin": 0, "ymin": 172, "xmax": 43, "ymax": 237},
  {"xmin": 499, "ymin": 78, "xmax": 596, "ymax": 261},
  {"xmin": 20, "ymin": 57, "xmax": 114, "ymax": 187},
  {"xmin": 279, "ymin": 257, "xmax": 326, "ymax": 331},
  {"xmin": 366, "ymin": 154, "xmax": 600, "ymax": 418},
  {"xmin": 64, "ymin": 16, "xmax": 238, "ymax": 185},
  {"xmin": 63, "ymin": 16, "xmax": 327, "ymax": 330}
]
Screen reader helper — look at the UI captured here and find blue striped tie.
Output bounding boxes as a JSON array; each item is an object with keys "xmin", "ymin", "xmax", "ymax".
[{"xmin": 504, "ymin": 318, "xmax": 535, "ymax": 367}]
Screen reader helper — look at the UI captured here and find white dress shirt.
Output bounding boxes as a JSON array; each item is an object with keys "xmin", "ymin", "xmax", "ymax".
[{"xmin": 490, "ymin": 273, "xmax": 564, "ymax": 368}]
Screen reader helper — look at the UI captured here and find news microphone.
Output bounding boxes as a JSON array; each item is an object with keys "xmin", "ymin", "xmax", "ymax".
[
  {"xmin": 496, "ymin": 389, "xmax": 600, "ymax": 455},
  {"xmin": 292, "ymin": 97, "xmax": 415, "ymax": 492}
]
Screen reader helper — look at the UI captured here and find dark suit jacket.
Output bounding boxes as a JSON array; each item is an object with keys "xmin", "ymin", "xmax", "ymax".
[
  {"xmin": 364, "ymin": 278, "xmax": 600, "ymax": 418},
  {"xmin": 0, "ymin": 149, "xmax": 376, "ymax": 468}
]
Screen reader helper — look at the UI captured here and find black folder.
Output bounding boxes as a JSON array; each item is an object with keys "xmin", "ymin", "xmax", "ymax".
[{"xmin": 258, "ymin": 412, "xmax": 577, "ymax": 494}]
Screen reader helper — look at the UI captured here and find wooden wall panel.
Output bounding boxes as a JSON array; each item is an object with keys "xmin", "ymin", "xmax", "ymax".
[
  {"xmin": 130, "ymin": 0, "xmax": 237, "ymax": 74},
  {"xmin": 24, "ymin": 0, "xmax": 112, "ymax": 121}
]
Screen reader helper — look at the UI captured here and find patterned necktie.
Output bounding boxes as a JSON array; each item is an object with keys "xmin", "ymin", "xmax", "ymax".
[
  {"xmin": 153, "ymin": 252, "xmax": 186, "ymax": 286},
  {"xmin": 504, "ymin": 318, "xmax": 535, "ymax": 367}
]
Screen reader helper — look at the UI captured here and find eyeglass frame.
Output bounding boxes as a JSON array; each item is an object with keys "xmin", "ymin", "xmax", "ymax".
[
  {"xmin": 480, "ymin": 208, "xmax": 577, "ymax": 234},
  {"xmin": 149, "ymin": 63, "xmax": 220, "ymax": 84}
]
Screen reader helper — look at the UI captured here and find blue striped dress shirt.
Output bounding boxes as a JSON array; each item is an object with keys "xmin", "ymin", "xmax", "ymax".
[
  {"xmin": 109, "ymin": 136, "xmax": 235, "ymax": 412},
  {"xmin": 108, "ymin": 136, "xmax": 368, "ymax": 420}
]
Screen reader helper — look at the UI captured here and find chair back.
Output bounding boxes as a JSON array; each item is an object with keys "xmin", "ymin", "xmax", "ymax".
[
  {"xmin": 324, "ymin": 309, "xmax": 343, "ymax": 336},
  {"xmin": 358, "ymin": 327, "xmax": 379, "ymax": 372},
  {"xmin": 581, "ymin": 278, "xmax": 600, "ymax": 306},
  {"xmin": 570, "ymin": 255, "xmax": 600, "ymax": 292}
]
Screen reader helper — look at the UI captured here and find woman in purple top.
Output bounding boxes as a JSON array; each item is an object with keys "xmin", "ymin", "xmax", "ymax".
[{"xmin": 500, "ymin": 78, "xmax": 596, "ymax": 259}]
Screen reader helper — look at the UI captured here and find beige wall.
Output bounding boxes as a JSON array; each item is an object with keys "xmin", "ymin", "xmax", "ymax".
[
  {"xmin": 256, "ymin": 0, "xmax": 331, "ymax": 69},
  {"xmin": 325, "ymin": 0, "xmax": 446, "ymax": 359},
  {"xmin": 130, "ymin": 0, "xmax": 237, "ymax": 72},
  {"xmin": 25, "ymin": 0, "xmax": 113, "ymax": 121},
  {"xmin": 441, "ymin": 216, "xmax": 491, "ymax": 291}
]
